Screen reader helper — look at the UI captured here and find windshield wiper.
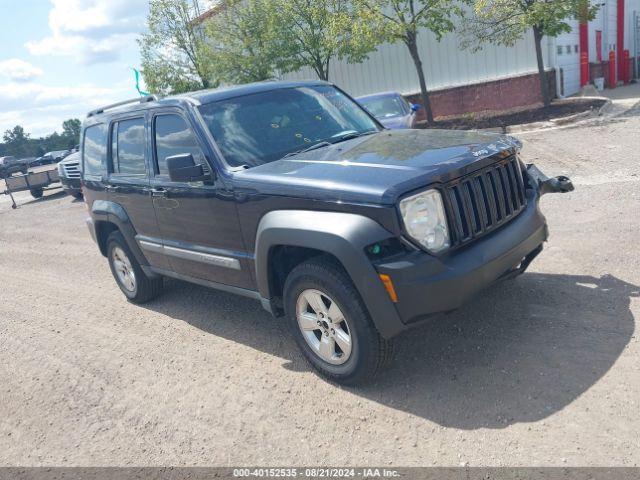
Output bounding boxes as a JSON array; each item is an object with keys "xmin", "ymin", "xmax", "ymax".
[
  {"xmin": 283, "ymin": 141, "xmax": 333, "ymax": 159},
  {"xmin": 281, "ymin": 130, "xmax": 378, "ymax": 160},
  {"xmin": 331, "ymin": 130, "xmax": 378, "ymax": 143}
]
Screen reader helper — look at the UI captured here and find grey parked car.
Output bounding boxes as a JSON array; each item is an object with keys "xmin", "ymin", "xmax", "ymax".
[
  {"xmin": 57, "ymin": 152, "xmax": 82, "ymax": 199},
  {"xmin": 356, "ymin": 92, "xmax": 420, "ymax": 129}
]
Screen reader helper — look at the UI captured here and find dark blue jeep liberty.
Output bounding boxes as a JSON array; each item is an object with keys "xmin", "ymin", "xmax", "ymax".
[{"xmin": 82, "ymin": 81, "xmax": 572, "ymax": 384}]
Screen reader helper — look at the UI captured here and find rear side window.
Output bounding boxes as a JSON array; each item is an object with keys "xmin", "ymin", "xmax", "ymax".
[
  {"xmin": 83, "ymin": 124, "xmax": 108, "ymax": 176},
  {"xmin": 113, "ymin": 118, "xmax": 146, "ymax": 175},
  {"xmin": 154, "ymin": 114, "xmax": 208, "ymax": 176}
]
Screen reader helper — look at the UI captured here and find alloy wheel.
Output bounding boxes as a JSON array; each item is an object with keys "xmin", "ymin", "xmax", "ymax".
[
  {"xmin": 112, "ymin": 246, "xmax": 136, "ymax": 292},
  {"xmin": 296, "ymin": 289, "xmax": 352, "ymax": 365}
]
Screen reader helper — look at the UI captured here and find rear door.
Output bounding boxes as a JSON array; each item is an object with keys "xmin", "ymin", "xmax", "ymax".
[
  {"xmin": 148, "ymin": 109, "xmax": 253, "ymax": 289},
  {"xmin": 106, "ymin": 115, "xmax": 169, "ymax": 269}
]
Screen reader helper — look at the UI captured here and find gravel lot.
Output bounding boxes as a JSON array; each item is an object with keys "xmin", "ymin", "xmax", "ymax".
[{"xmin": 1, "ymin": 104, "xmax": 639, "ymax": 467}]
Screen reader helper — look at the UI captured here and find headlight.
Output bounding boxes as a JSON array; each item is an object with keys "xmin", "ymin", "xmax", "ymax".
[
  {"xmin": 399, "ymin": 189, "xmax": 450, "ymax": 253},
  {"xmin": 57, "ymin": 163, "xmax": 64, "ymax": 176}
]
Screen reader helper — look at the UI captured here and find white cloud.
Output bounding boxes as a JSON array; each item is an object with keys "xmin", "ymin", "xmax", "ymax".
[
  {"xmin": 0, "ymin": 59, "xmax": 44, "ymax": 82},
  {"xmin": 25, "ymin": 0, "xmax": 148, "ymax": 64},
  {"xmin": 0, "ymin": 81, "xmax": 131, "ymax": 136}
]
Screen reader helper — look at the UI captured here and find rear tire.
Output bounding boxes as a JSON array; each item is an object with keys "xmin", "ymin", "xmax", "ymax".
[
  {"xmin": 283, "ymin": 256, "xmax": 393, "ymax": 385},
  {"xmin": 106, "ymin": 231, "xmax": 163, "ymax": 303}
]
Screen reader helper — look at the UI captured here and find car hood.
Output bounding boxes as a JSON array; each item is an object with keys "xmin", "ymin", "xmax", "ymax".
[
  {"xmin": 379, "ymin": 115, "xmax": 411, "ymax": 129},
  {"xmin": 232, "ymin": 129, "xmax": 521, "ymax": 205}
]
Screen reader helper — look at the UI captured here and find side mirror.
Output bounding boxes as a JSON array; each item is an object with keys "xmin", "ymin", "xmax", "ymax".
[
  {"xmin": 410, "ymin": 103, "xmax": 421, "ymax": 112},
  {"xmin": 166, "ymin": 153, "xmax": 210, "ymax": 183}
]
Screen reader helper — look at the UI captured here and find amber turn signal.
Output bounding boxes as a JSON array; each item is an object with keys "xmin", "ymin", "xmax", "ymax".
[{"xmin": 379, "ymin": 274, "xmax": 398, "ymax": 303}]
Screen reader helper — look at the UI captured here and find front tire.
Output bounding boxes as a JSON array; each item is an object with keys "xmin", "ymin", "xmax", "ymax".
[
  {"xmin": 106, "ymin": 231, "xmax": 163, "ymax": 303},
  {"xmin": 283, "ymin": 257, "xmax": 393, "ymax": 385}
]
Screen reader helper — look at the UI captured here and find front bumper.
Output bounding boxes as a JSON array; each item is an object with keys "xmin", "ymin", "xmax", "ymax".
[
  {"xmin": 61, "ymin": 177, "xmax": 82, "ymax": 195},
  {"xmin": 376, "ymin": 188, "xmax": 548, "ymax": 326}
]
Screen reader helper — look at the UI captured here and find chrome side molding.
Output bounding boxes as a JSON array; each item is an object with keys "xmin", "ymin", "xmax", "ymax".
[{"xmin": 138, "ymin": 239, "xmax": 241, "ymax": 270}]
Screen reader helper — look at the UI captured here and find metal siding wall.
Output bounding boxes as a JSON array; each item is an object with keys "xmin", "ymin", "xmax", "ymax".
[
  {"xmin": 555, "ymin": 20, "xmax": 581, "ymax": 97},
  {"xmin": 625, "ymin": 0, "xmax": 640, "ymax": 57},
  {"xmin": 608, "ymin": 0, "xmax": 618, "ymax": 53},
  {"xmin": 281, "ymin": 27, "xmax": 546, "ymax": 98},
  {"xmin": 589, "ymin": 3, "xmax": 606, "ymax": 63}
]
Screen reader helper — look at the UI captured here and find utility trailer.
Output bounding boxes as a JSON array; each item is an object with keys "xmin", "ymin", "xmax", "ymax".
[{"xmin": 2, "ymin": 167, "xmax": 61, "ymax": 209}]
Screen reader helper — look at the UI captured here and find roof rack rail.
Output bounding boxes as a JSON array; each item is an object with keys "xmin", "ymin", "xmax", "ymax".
[{"xmin": 87, "ymin": 95, "xmax": 159, "ymax": 117}]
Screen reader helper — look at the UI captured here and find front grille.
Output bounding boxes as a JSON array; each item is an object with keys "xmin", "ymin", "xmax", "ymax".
[
  {"xmin": 444, "ymin": 156, "xmax": 527, "ymax": 247},
  {"xmin": 63, "ymin": 162, "xmax": 81, "ymax": 179}
]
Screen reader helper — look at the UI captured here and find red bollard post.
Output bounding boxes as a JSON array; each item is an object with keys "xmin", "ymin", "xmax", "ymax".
[
  {"xmin": 623, "ymin": 50, "xmax": 630, "ymax": 84},
  {"xmin": 580, "ymin": 51, "xmax": 590, "ymax": 87},
  {"xmin": 609, "ymin": 50, "xmax": 616, "ymax": 89}
]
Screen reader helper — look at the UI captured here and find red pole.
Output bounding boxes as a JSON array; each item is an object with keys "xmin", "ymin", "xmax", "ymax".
[
  {"xmin": 617, "ymin": 0, "xmax": 625, "ymax": 83},
  {"xmin": 579, "ymin": 21, "xmax": 590, "ymax": 86},
  {"xmin": 623, "ymin": 49, "xmax": 630, "ymax": 84},
  {"xmin": 609, "ymin": 50, "xmax": 617, "ymax": 88}
]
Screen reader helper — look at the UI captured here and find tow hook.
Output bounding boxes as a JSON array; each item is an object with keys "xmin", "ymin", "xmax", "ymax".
[{"xmin": 526, "ymin": 164, "xmax": 575, "ymax": 196}]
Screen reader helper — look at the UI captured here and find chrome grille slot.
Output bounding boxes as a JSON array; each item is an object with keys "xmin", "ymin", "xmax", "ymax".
[
  {"xmin": 445, "ymin": 156, "xmax": 527, "ymax": 248},
  {"xmin": 63, "ymin": 162, "xmax": 81, "ymax": 179}
]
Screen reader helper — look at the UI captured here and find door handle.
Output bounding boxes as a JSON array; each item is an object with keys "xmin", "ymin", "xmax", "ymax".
[
  {"xmin": 105, "ymin": 185, "xmax": 120, "ymax": 193},
  {"xmin": 150, "ymin": 188, "xmax": 168, "ymax": 198}
]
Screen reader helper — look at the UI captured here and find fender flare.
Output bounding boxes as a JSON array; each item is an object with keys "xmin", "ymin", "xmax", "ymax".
[
  {"xmin": 91, "ymin": 200, "xmax": 148, "ymax": 266},
  {"xmin": 255, "ymin": 210, "xmax": 405, "ymax": 338}
]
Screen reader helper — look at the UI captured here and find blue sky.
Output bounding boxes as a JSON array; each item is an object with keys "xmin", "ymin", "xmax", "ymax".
[{"xmin": 0, "ymin": 0, "xmax": 150, "ymax": 137}]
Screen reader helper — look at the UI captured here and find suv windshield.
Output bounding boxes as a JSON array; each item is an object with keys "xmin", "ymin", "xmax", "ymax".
[
  {"xmin": 198, "ymin": 85, "xmax": 379, "ymax": 168},
  {"xmin": 359, "ymin": 96, "xmax": 407, "ymax": 119}
]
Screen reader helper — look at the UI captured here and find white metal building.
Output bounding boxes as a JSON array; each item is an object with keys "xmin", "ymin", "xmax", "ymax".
[
  {"xmin": 281, "ymin": 0, "xmax": 640, "ymax": 112},
  {"xmin": 281, "ymin": 22, "xmax": 551, "ymax": 99},
  {"xmin": 196, "ymin": 1, "xmax": 640, "ymax": 115}
]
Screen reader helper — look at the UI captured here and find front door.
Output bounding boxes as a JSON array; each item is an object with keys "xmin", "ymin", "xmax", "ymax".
[
  {"xmin": 148, "ymin": 110, "xmax": 253, "ymax": 290},
  {"xmin": 106, "ymin": 115, "xmax": 169, "ymax": 270}
]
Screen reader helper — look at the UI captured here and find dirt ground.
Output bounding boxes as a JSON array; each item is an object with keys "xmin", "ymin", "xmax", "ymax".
[
  {"xmin": 1, "ymin": 103, "xmax": 639, "ymax": 467},
  {"xmin": 424, "ymin": 98, "xmax": 607, "ymax": 131}
]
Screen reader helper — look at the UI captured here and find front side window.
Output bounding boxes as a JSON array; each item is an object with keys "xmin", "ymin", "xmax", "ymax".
[
  {"xmin": 154, "ymin": 114, "xmax": 208, "ymax": 176},
  {"xmin": 198, "ymin": 85, "xmax": 380, "ymax": 168},
  {"xmin": 113, "ymin": 118, "xmax": 146, "ymax": 175},
  {"xmin": 83, "ymin": 123, "xmax": 108, "ymax": 176},
  {"xmin": 359, "ymin": 96, "xmax": 407, "ymax": 119}
]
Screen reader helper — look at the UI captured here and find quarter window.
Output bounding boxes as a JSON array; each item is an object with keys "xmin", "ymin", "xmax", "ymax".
[
  {"xmin": 113, "ymin": 118, "xmax": 146, "ymax": 175},
  {"xmin": 154, "ymin": 114, "xmax": 208, "ymax": 176},
  {"xmin": 82, "ymin": 124, "xmax": 108, "ymax": 176}
]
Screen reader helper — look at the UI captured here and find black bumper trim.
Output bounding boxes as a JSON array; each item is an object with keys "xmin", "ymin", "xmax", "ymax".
[{"xmin": 377, "ymin": 189, "xmax": 548, "ymax": 326}]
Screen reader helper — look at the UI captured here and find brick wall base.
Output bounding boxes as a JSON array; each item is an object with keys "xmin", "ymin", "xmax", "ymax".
[{"xmin": 405, "ymin": 70, "xmax": 557, "ymax": 120}]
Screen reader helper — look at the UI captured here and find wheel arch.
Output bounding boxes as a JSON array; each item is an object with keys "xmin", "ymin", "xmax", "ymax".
[
  {"xmin": 90, "ymin": 200, "xmax": 148, "ymax": 266},
  {"xmin": 266, "ymin": 245, "xmax": 342, "ymax": 313},
  {"xmin": 255, "ymin": 210, "xmax": 406, "ymax": 338}
]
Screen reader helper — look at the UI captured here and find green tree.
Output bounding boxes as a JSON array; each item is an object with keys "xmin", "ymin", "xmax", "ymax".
[
  {"xmin": 462, "ymin": 0, "xmax": 599, "ymax": 108},
  {"xmin": 139, "ymin": 0, "xmax": 217, "ymax": 94},
  {"xmin": 62, "ymin": 119, "xmax": 81, "ymax": 146},
  {"xmin": 273, "ymin": 0, "xmax": 379, "ymax": 81},
  {"xmin": 3, "ymin": 126, "xmax": 31, "ymax": 158},
  {"xmin": 203, "ymin": 0, "xmax": 280, "ymax": 84},
  {"xmin": 356, "ymin": 0, "xmax": 465, "ymax": 125}
]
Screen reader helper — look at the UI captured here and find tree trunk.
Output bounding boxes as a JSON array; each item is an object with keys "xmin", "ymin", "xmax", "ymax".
[
  {"xmin": 406, "ymin": 37, "xmax": 434, "ymax": 125},
  {"xmin": 314, "ymin": 59, "xmax": 329, "ymax": 81},
  {"xmin": 533, "ymin": 26, "xmax": 551, "ymax": 109}
]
